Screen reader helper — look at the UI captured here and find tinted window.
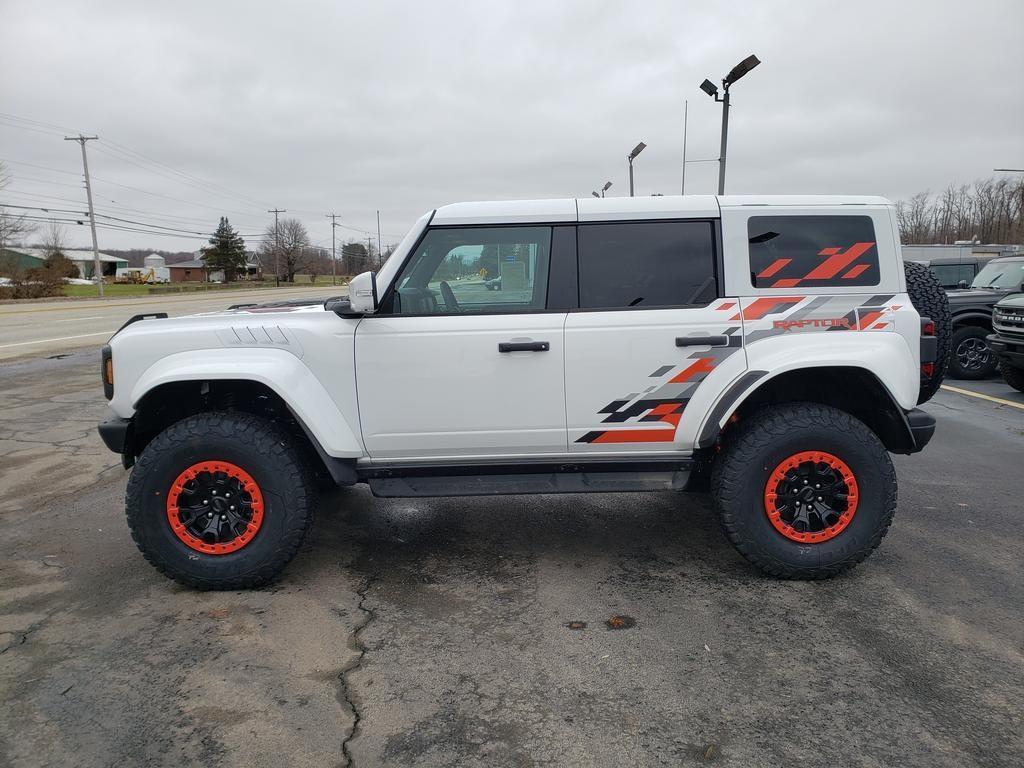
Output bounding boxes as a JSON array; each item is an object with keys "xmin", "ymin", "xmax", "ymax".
[
  {"xmin": 930, "ymin": 264, "xmax": 975, "ymax": 288},
  {"xmin": 392, "ymin": 226, "xmax": 550, "ymax": 315},
  {"xmin": 971, "ymin": 260, "xmax": 1024, "ymax": 289},
  {"xmin": 577, "ymin": 221, "xmax": 717, "ymax": 309},
  {"xmin": 748, "ymin": 215, "xmax": 879, "ymax": 289}
]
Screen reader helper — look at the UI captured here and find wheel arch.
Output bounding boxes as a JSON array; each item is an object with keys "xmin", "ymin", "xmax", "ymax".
[
  {"xmin": 129, "ymin": 378, "xmax": 358, "ymax": 485},
  {"xmin": 697, "ymin": 366, "xmax": 920, "ymax": 454},
  {"xmin": 951, "ymin": 311, "xmax": 993, "ymax": 330}
]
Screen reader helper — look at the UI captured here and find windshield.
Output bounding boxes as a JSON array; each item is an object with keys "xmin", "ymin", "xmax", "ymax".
[{"xmin": 970, "ymin": 261, "xmax": 1024, "ymax": 289}]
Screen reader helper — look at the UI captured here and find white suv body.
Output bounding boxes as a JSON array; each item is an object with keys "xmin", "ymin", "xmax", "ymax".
[{"xmin": 99, "ymin": 195, "xmax": 943, "ymax": 587}]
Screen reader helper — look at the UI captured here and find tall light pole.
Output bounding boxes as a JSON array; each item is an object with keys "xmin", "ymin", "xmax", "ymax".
[
  {"xmin": 64, "ymin": 135, "xmax": 103, "ymax": 296},
  {"xmin": 591, "ymin": 181, "xmax": 613, "ymax": 198},
  {"xmin": 627, "ymin": 143, "xmax": 646, "ymax": 197},
  {"xmin": 700, "ymin": 54, "xmax": 760, "ymax": 195}
]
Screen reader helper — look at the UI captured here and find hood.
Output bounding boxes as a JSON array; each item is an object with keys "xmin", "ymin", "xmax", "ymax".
[
  {"xmin": 996, "ymin": 293, "xmax": 1024, "ymax": 310},
  {"xmin": 945, "ymin": 287, "xmax": 1009, "ymax": 303}
]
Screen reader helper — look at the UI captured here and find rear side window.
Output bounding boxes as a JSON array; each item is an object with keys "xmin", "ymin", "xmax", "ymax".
[
  {"xmin": 748, "ymin": 215, "xmax": 879, "ymax": 289},
  {"xmin": 577, "ymin": 221, "xmax": 717, "ymax": 309},
  {"xmin": 929, "ymin": 263, "xmax": 975, "ymax": 288}
]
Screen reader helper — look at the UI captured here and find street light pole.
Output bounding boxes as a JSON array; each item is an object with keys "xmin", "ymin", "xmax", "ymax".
[
  {"xmin": 627, "ymin": 142, "xmax": 646, "ymax": 197},
  {"xmin": 717, "ymin": 87, "xmax": 731, "ymax": 196},
  {"xmin": 700, "ymin": 54, "xmax": 760, "ymax": 195}
]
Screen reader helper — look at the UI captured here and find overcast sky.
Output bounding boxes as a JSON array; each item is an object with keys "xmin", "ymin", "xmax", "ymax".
[{"xmin": 2, "ymin": 0, "xmax": 1022, "ymax": 253}]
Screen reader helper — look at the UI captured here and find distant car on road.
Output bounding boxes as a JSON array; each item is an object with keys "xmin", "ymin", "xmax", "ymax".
[
  {"xmin": 484, "ymin": 276, "xmax": 502, "ymax": 291},
  {"xmin": 944, "ymin": 256, "xmax": 1024, "ymax": 379}
]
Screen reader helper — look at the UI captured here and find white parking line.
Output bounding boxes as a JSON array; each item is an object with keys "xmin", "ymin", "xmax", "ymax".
[
  {"xmin": 54, "ymin": 315, "xmax": 105, "ymax": 322},
  {"xmin": 940, "ymin": 384, "xmax": 1024, "ymax": 411},
  {"xmin": 0, "ymin": 331, "xmax": 115, "ymax": 349}
]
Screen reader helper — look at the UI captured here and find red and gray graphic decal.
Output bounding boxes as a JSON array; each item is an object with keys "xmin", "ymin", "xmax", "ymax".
[
  {"xmin": 741, "ymin": 294, "xmax": 898, "ymax": 344},
  {"xmin": 576, "ymin": 330, "xmax": 742, "ymax": 444}
]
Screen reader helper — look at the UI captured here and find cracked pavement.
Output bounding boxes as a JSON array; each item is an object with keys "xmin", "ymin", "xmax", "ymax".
[{"xmin": 1, "ymin": 352, "xmax": 1023, "ymax": 767}]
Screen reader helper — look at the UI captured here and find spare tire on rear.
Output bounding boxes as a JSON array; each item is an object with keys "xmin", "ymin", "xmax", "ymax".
[{"xmin": 904, "ymin": 261, "xmax": 951, "ymax": 404}]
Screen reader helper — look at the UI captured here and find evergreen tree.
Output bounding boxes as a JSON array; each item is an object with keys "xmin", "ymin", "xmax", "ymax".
[{"xmin": 202, "ymin": 217, "xmax": 248, "ymax": 281}]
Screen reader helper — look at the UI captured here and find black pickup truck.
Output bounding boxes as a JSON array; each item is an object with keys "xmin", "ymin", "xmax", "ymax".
[{"xmin": 943, "ymin": 256, "xmax": 1024, "ymax": 379}]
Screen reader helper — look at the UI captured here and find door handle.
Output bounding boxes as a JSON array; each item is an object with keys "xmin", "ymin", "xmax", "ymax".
[
  {"xmin": 676, "ymin": 335, "xmax": 730, "ymax": 347},
  {"xmin": 499, "ymin": 341, "xmax": 550, "ymax": 353}
]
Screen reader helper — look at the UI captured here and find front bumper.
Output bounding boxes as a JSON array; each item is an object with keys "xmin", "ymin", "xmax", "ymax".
[
  {"xmin": 905, "ymin": 408, "xmax": 936, "ymax": 453},
  {"xmin": 98, "ymin": 416, "xmax": 134, "ymax": 468},
  {"xmin": 987, "ymin": 334, "xmax": 1024, "ymax": 367}
]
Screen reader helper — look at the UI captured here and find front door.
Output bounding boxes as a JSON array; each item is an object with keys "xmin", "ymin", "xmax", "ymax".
[
  {"xmin": 564, "ymin": 219, "xmax": 746, "ymax": 452},
  {"xmin": 355, "ymin": 224, "xmax": 567, "ymax": 459}
]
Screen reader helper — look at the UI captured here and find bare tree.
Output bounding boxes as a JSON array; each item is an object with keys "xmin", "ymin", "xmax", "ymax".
[
  {"xmin": 259, "ymin": 217, "xmax": 311, "ymax": 283},
  {"xmin": 41, "ymin": 220, "xmax": 69, "ymax": 258},
  {"xmin": 897, "ymin": 176, "xmax": 1024, "ymax": 245},
  {"xmin": 0, "ymin": 160, "xmax": 36, "ymax": 256}
]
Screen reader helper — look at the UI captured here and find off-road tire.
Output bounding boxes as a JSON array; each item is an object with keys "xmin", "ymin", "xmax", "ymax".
[
  {"xmin": 711, "ymin": 403, "xmax": 897, "ymax": 579},
  {"xmin": 949, "ymin": 325, "xmax": 998, "ymax": 380},
  {"xmin": 126, "ymin": 411, "xmax": 314, "ymax": 590},
  {"xmin": 1000, "ymin": 361, "xmax": 1024, "ymax": 393},
  {"xmin": 904, "ymin": 260, "xmax": 950, "ymax": 402}
]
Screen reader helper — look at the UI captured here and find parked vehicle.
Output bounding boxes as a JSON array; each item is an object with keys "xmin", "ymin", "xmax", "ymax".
[
  {"xmin": 945, "ymin": 256, "xmax": 1024, "ymax": 379},
  {"xmin": 98, "ymin": 195, "xmax": 947, "ymax": 588},
  {"xmin": 988, "ymin": 293, "xmax": 1024, "ymax": 393},
  {"xmin": 902, "ymin": 246, "xmax": 1006, "ymax": 289}
]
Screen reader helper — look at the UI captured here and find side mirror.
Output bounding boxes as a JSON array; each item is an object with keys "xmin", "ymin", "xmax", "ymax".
[
  {"xmin": 957, "ymin": 280, "xmax": 969, "ymax": 289},
  {"xmin": 347, "ymin": 271, "xmax": 378, "ymax": 315}
]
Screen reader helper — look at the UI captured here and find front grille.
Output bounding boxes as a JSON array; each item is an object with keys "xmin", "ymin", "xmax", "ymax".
[{"xmin": 994, "ymin": 307, "xmax": 1024, "ymax": 335}]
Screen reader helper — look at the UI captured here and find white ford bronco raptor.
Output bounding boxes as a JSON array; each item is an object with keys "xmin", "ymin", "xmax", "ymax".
[{"xmin": 98, "ymin": 195, "xmax": 950, "ymax": 589}]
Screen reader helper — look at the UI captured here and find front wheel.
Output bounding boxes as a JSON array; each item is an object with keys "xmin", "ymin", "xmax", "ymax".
[
  {"xmin": 711, "ymin": 403, "xmax": 897, "ymax": 579},
  {"xmin": 126, "ymin": 411, "xmax": 315, "ymax": 589},
  {"xmin": 1000, "ymin": 361, "xmax": 1024, "ymax": 393}
]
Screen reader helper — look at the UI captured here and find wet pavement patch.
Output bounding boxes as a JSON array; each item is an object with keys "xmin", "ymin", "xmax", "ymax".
[{"xmin": 605, "ymin": 615, "xmax": 636, "ymax": 630}]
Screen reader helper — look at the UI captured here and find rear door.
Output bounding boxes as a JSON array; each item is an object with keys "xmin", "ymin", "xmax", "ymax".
[
  {"xmin": 564, "ymin": 219, "xmax": 747, "ymax": 453},
  {"xmin": 355, "ymin": 224, "xmax": 570, "ymax": 459}
]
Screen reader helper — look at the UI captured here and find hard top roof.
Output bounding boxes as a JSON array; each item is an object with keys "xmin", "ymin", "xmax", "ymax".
[{"xmin": 430, "ymin": 195, "xmax": 893, "ymax": 225}]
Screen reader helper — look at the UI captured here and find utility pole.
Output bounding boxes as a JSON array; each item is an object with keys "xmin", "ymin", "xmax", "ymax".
[
  {"xmin": 376, "ymin": 210, "xmax": 382, "ymax": 268},
  {"xmin": 326, "ymin": 213, "xmax": 340, "ymax": 286},
  {"xmin": 366, "ymin": 236, "xmax": 373, "ymax": 268},
  {"xmin": 64, "ymin": 135, "xmax": 103, "ymax": 296},
  {"xmin": 268, "ymin": 208, "xmax": 285, "ymax": 286}
]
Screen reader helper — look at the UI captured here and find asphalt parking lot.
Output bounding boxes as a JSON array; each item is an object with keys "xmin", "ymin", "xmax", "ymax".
[{"xmin": 1, "ymin": 315, "xmax": 1023, "ymax": 767}]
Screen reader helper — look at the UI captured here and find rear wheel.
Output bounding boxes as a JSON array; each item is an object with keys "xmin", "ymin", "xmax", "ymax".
[
  {"xmin": 711, "ymin": 403, "xmax": 896, "ymax": 579},
  {"xmin": 949, "ymin": 326, "xmax": 998, "ymax": 379},
  {"xmin": 1000, "ymin": 361, "xmax": 1024, "ymax": 393},
  {"xmin": 126, "ymin": 411, "xmax": 314, "ymax": 589},
  {"xmin": 903, "ymin": 261, "xmax": 950, "ymax": 402}
]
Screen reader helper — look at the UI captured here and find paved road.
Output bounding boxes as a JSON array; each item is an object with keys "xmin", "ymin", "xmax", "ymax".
[
  {"xmin": 0, "ymin": 285, "xmax": 345, "ymax": 362},
  {"xmin": 1, "ymin": 353, "xmax": 1022, "ymax": 767}
]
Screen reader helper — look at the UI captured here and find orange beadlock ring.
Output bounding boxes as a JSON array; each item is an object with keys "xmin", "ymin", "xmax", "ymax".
[
  {"xmin": 763, "ymin": 451, "xmax": 859, "ymax": 544},
  {"xmin": 166, "ymin": 461, "xmax": 264, "ymax": 555}
]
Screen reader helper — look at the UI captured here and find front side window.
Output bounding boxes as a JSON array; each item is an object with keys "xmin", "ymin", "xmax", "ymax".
[
  {"xmin": 748, "ymin": 215, "xmax": 880, "ymax": 289},
  {"xmin": 577, "ymin": 221, "xmax": 718, "ymax": 309},
  {"xmin": 392, "ymin": 226, "xmax": 551, "ymax": 315}
]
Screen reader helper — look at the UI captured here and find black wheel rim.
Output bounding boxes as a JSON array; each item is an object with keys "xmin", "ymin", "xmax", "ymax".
[{"xmin": 956, "ymin": 337, "xmax": 990, "ymax": 371}]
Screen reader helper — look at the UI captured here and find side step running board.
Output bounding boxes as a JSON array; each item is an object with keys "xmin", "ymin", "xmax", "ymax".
[{"xmin": 368, "ymin": 470, "xmax": 691, "ymax": 498}]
